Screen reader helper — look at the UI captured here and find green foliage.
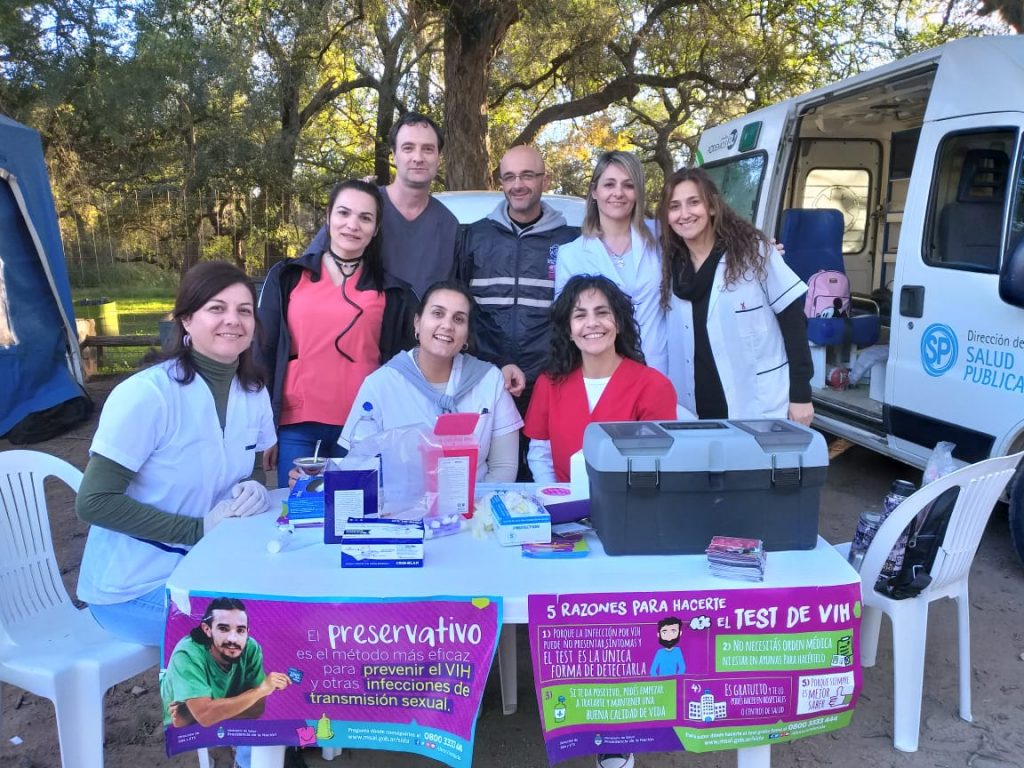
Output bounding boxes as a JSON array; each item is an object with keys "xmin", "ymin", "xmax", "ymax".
[
  {"xmin": 2, "ymin": 0, "xmax": 1011, "ymax": 287},
  {"xmin": 68, "ymin": 261, "xmax": 181, "ymax": 294}
]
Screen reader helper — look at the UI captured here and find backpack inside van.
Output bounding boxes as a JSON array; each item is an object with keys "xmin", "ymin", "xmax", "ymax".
[{"xmin": 804, "ymin": 269, "xmax": 851, "ymax": 318}]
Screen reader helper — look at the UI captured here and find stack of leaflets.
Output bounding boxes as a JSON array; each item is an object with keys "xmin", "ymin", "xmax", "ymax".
[
  {"xmin": 706, "ymin": 536, "xmax": 766, "ymax": 581},
  {"xmin": 522, "ymin": 531, "xmax": 590, "ymax": 558}
]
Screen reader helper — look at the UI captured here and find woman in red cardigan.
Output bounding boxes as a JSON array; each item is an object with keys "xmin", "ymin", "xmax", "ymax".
[{"xmin": 525, "ymin": 274, "xmax": 678, "ymax": 483}]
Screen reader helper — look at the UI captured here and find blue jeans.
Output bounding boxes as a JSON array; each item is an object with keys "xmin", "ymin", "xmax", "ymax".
[
  {"xmin": 88, "ymin": 585, "xmax": 167, "ymax": 646},
  {"xmin": 276, "ymin": 422, "xmax": 346, "ymax": 487}
]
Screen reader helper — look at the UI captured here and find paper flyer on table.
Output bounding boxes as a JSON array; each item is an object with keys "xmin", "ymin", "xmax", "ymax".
[
  {"xmin": 528, "ymin": 585, "xmax": 861, "ymax": 763},
  {"xmin": 162, "ymin": 592, "xmax": 501, "ymax": 767}
]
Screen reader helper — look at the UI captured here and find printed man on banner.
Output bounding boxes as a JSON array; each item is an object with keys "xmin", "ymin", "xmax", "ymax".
[
  {"xmin": 649, "ymin": 616, "xmax": 686, "ymax": 676},
  {"xmin": 161, "ymin": 597, "xmax": 291, "ymax": 727}
]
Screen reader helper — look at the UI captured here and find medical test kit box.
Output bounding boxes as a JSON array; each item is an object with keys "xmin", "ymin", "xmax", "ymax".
[
  {"xmin": 533, "ymin": 450, "xmax": 591, "ymax": 524},
  {"xmin": 324, "ymin": 456, "xmax": 382, "ymax": 543},
  {"xmin": 487, "ymin": 490, "xmax": 552, "ymax": 546},
  {"xmin": 283, "ymin": 475, "xmax": 325, "ymax": 525},
  {"xmin": 582, "ymin": 419, "xmax": 828, "ymax": 555},
  {"xmin": 339, "ymin": 518, "xmax": 424, "ymax": 568}
]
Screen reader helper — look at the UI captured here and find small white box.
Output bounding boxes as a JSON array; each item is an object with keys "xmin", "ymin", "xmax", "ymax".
[
  {"xmin": 340, "ymin": 519, "xmax": 424, "ymax": 568},
  {"xmin": 489, "ymin": 492, "xmax": 551, "ymax": 547},
  {"xmin": 869, "ymin": 361, "xmax": 887, "ymax": 401},
  {"xmin": 810, "ymin": 345, "xmax": 826, "ymax": 389}
]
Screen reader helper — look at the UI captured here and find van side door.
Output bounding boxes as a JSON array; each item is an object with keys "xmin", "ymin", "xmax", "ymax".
[{"xmin": 887, "ymin": 118, "xmax": 1024, "ymax": 464}]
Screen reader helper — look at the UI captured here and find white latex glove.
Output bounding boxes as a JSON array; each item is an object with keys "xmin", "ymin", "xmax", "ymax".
[
  {"xmin": 204, "ymin": 499, "xmax": 238, "ymax": 536},
  {"xmin": 230, "ymin": 480, "xmax": 270, "ymax": 517}
]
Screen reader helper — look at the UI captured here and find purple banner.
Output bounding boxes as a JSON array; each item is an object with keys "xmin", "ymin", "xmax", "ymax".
[
  {"xmin": 162, "ymin": 593, "xmax": 502, "ymax": 767},
  {"xmin": 529, "ymin": 585, "xmax": 861, "ymax": 763}
]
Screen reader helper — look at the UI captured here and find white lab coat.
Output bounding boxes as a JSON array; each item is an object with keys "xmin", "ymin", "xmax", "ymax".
[
  {"xmin": 554, "ymin": 222, "xmax": 668, "ymax": 374},
  {"xmin": 340, "ymin": 351, "xmax": 523, "ymax": 482},
  {"xmin": 77, "ymin": 360, "xmax": 276, "ymax": 604},
  {"xmin": 666, "ymin": 247, "xmax": 806, "ymax": 418}
]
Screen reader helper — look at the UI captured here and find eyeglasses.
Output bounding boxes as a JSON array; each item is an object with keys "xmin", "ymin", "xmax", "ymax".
[{"xmin": 499, "ymin": 171, "xmax": 545, "ymax": 184}]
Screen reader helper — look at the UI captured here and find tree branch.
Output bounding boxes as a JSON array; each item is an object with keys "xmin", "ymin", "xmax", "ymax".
[
  {"xmin": 510, "ymin": 77, "xmax": 641, "ymax": 146},
  {"xmin": 298, "ymin": 75, "xmax": 377, "ymax": 129},
  {"xmin": 489, "ymin": 40, "xmax": 594, "ymax": 109}
]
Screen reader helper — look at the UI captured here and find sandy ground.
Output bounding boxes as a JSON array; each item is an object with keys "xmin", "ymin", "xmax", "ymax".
[{"xmin": 1, "ymin": 375, "xmax": 1022, "ymax": 768}]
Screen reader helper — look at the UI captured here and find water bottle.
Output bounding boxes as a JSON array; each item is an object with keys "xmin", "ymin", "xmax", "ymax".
[
  {"xmin": 876, "ymin": 479, "xmax": 916, "ymax": 586},
  {"xmin": 848, "ymin": 509, "xmax": 882, "ymax": 571},
  {"xmin": 348, "ymin": 402, "xmax": 383, "ymax": 512},
  {"xmin": 349, "ymin": 401, "xmax": 381, "ymax": 445}
]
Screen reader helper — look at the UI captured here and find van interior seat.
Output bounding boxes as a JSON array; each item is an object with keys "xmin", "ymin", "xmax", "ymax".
[
  {"xmin": 779, "ymin": 208, "xmax": 880, "ymax": 348},
  {"xmin": 778, "ymin": 207, "xmax": 845, "ymax": 281},
  {"xmin": 937, "ymin": 148, "xmax": 1008, "ymax": 272}
]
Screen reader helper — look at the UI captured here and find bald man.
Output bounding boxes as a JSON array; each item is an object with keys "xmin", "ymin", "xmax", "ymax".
[{"xmin": 454, "ymin": 146, "xmax": 579, "ymax": 477}]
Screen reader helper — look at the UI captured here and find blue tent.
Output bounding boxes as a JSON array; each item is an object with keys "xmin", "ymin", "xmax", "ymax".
[{"xmin": 0, "ymin": 113, "xmax": 86, "ymax": 439}]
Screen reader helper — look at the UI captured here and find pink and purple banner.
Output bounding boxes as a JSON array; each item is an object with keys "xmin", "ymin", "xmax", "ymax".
[
  {"xmin": 529, "ymin": 585, "xmax": 861, "ymax": 763},
  {"xmin": 162, "ymin": 592, "xmax": 501, "ymax": 767}
]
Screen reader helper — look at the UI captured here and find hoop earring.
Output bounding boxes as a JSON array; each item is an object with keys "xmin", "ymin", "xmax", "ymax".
[
  {"xmin": 414, "ymin": 330, "xmax": 420, "ymax": 341},
  {"xmin": 461, "ymin": 343, "xmax": 469, "ymax": 353},
  {"xmin": 183, "ymin": 333, "xmax": 192, "ymax": 347}
]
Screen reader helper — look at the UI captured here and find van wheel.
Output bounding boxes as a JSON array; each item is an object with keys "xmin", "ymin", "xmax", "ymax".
[{"xmin": 1010, "ymin": 465, "xmax": 1024, "ymax": 567}]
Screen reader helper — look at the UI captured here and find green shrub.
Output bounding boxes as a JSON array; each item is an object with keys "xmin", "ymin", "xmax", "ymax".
[{"xmin": 67, "ymin": 261, "xmax": 180, "ymax": 296}]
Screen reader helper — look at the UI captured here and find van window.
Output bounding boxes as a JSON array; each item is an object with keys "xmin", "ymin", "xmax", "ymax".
[
  {"xmin": 926, "ymin": 130, "xmax": 1014, "ymax": 272},
  {"xmin": 703, "ymin": 153, "xmax": 767, "ymax": 223},
  {"xmin": 1010, "ymin": 142, "xmax": 1024, "ymax": 256},
  {"xmin": 800, "ymin": 168, "xmax": 870, "ymax": 253}
]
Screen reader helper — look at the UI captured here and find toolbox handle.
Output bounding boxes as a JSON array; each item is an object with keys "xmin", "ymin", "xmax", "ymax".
[
  {"xmin": 627, "ymin": 457, "xmax": 660, "ymax": 489},
  {"xmin": 771, "ymin": 454, "xmax": 802, "ymax": 486}
]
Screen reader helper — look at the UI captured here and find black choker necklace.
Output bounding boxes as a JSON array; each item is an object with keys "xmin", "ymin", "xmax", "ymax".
[{"xmin": 329, "ymin": 249, "xmax": 363, "ymax": 276}]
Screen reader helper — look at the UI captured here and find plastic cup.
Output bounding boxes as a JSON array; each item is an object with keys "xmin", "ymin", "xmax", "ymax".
[{"xmin": 293, "ymin": 457, "xmax": 327, "ymax": 477}]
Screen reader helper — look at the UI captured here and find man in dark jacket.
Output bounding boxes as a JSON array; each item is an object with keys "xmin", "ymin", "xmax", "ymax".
[
  {"xmin": 455, "ymin": 145, "xmax": 579, "ymax": 408},
  {"xmin": 455, "ymin": 146, "xmax": 579, "ymax": 480}
]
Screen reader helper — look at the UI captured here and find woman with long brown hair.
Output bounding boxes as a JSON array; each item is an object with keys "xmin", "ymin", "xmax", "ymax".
[{"xmin": 658, "ymin": 167, "xmax": 814, "ymax": 423}]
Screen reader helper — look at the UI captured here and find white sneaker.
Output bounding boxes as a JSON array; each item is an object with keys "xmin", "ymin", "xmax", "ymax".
[{"xmin": 596, "ymin": 754, "xmax": 635, "ymax": 768}]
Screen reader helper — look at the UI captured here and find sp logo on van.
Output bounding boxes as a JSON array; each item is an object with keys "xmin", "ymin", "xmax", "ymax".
[{"xmin": 921, "ymin": 324, "xmax": 958, "ymax": 376}]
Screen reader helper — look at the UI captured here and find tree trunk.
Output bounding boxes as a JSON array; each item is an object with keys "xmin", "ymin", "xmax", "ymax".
[
  {"xmin": 977, "ymin": 0, "xmax": 1023, "ymax": 31},
  {"xmin": 374, "ymin": 94, "xmax": 397, "ymax": 185},
  {"xmin": 439, "ymin": 1, "xmax": 521, "ymax": 190}
]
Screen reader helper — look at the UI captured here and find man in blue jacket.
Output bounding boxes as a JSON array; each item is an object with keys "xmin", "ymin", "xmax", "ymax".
[{"xmin": 455, "ymin": 145, "xmax": 579, "ymax": 412}]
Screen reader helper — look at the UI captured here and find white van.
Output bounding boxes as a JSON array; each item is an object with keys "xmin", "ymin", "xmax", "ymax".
[{"xmin": 695, "ymin": 36, "xmax": 1024, "ymax": 562}]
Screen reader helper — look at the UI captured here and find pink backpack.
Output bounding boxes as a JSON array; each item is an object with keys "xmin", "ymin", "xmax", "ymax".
[{"xmin": 804, "ymin": 270, "xmax": 850, "ymax": 318}]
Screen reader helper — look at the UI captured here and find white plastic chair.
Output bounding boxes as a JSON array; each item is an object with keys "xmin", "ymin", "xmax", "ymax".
[
  {"xmin": 0, "ymin": 449, "xmax": 161, "ymax": 768},
  {"xmin": 835, "ymin": 451, "xmax": 1022, "ymax": 752}
]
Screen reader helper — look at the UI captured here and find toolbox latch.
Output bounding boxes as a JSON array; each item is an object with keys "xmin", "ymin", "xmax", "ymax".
[
  {"xmin": 771, "ymin": 454, "xmax": 802, "ymax": 486},
  {"xmin": 627, "ymin": 457, "xmax": 660, "ymax": 489}
]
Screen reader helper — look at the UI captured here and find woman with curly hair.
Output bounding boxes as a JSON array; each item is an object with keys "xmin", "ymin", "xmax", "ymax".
[
  {"xmin": 658, "ymin": 167, "xmax": 814, "ymax": 424},
  {"xmin": 524, "ymin": 275, "xmax": 677, "ymax": 483}
]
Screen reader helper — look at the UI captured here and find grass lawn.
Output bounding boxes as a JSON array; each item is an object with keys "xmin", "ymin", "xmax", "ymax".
[{"xmin": 73, "ymin": 293, "xmax": 175, "ymax": 374}]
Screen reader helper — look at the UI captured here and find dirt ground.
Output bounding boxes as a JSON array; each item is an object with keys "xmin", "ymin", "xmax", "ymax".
[{"xmin": 1, "ymin": 375, "xmax": 1022, "ymax": 768}]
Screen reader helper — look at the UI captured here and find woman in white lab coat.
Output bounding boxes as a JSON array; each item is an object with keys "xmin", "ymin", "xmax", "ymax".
[
  {"xmin": 76, "ymin": 261, "xmax": 276, "ymax": 646},
  {"xmin": 657, "ymin": 167, "xmax": 814, "ymax": 423},
  {"xmin": 339, "ymin": 280, "xmax": 522, "ymax": 482},
  {"xmin": 554, "ymin": 150, "xmax": 668, "ymax": 373}
]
